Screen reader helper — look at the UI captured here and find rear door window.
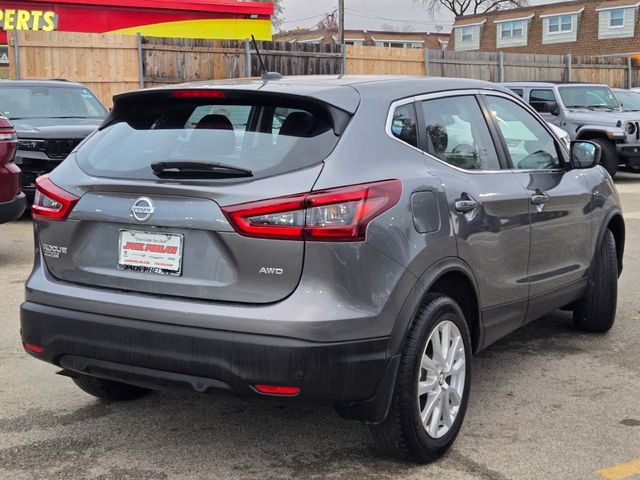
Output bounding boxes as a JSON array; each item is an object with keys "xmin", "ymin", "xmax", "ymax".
[
  {"xmin": 421, "ymin": 95, "xmax": 501, "ymax": 171},
  {"xmin": 76, "ymin": 95, "xmax": 340, "ymax": 181}
]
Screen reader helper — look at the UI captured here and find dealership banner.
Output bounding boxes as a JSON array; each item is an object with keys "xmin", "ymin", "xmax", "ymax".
[{"xmin": 0, "ymin": 0, "xmax": 273, "ymax": 42}]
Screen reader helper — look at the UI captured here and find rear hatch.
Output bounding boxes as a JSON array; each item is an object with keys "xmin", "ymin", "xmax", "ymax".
[{"xmin": 35, "ymin": 86, "xmax": 356, "ymax": 304}]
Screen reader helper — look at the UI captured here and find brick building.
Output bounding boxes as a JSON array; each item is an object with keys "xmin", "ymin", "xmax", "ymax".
[
  {"xmin": 450, "ymin": 0, "xmax": 640, "ymax": 55},
  {"xmin": 275, "ymin": 28, "xmax": 450, "ymax": 50}
]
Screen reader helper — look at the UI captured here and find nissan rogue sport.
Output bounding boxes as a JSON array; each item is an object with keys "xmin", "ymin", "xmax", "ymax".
[{"xmin": 21, "ymin": 76, "xmax": 624, "ymax": 463}]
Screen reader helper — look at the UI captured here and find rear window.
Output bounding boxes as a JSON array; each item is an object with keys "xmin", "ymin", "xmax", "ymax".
[
  {"xmin": 75, "ymin": 96, "xmax": 340, "ymax": 181},
  {"xmin": 0, "ymin": 85, "xmax": 107, "ymax": 120}
]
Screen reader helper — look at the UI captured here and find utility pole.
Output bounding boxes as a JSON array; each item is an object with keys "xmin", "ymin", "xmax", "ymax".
[{"xmin": 339, "ymin": 0, "xmax": 345, "ymax": 45}]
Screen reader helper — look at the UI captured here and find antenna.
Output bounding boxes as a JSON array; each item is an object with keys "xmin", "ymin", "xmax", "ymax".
[{"xmin": 251, "ymin": 35, "xmax": 282, "ymax": 81}]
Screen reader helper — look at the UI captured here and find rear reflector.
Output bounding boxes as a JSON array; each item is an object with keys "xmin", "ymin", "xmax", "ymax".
[
  {"xmin": 23, "ymin": 342, "xmax": 44, "ymax": 354},
  {"xmin": 254, "ymin": 385, "xmax": 300, "ymax": 396},
  {"xmin": 172, "ymin": 89, "xmax": 226, "ymax": 99},
  {"xmin": 222, "ymin": 180, "xmax": 402, "ymax": 242},
  {"xmin": 32, "ymin": 175, "xmax": 80, "ymax": 222}
]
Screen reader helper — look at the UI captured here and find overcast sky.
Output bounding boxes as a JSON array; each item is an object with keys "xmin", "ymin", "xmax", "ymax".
[{"xmin": 279, "ymin": 0, "xmax": 556, "ymax": 33}]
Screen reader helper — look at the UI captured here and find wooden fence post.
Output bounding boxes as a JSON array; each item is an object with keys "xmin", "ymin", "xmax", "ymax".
[
  {"xmin": 245, "ymin": 39, "xmax": 252, "ymax": 77},
  {"xmin": 566, "ymin": 53, "xmax": 572, "ymax": 82},
  {"xmin": 499, "ymin": 51, "xmax": 504, "ymax": 83},
  {"xmin": 424, "ymin": 48, "xmax": 430, "ymax": 76},
  {"xmin": 341, "ymin": 45, "xmax": 347, "ymax": 75},
  {"xmin": 137, "ymin": 33, "xmax": 144, "ymax": 88},
  {"xmin": 628, "ymin": 56, "xmax": 633, "ymax": 89},
  {"xmin": 13, "ymin": 30, "xmax": 20, "ymax": 80}
]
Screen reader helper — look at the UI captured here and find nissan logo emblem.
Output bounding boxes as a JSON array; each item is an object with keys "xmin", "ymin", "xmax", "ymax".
[{"xmin": 131, "ymin": 197, "xmax": 155, "ymax": 222}]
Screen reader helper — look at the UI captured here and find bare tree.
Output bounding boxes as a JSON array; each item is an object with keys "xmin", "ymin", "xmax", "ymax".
[
  {"xmin": 380, "ymin": 22, "xmax": 417, "ymax": 32},
  {"xmin": 316, "ymin": 10, "xmax": 339, "ymax": 32},
  {"xmin": 416, "ymin": 0, "xmax": 527, "ymax": 17},
  {"xmin": 257, "ymin": 0, "xmax": 285, "ymax": 30}
]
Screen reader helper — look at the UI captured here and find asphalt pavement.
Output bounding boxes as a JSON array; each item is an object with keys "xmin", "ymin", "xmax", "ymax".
[{"xmin": 0, "ymin": 173, "xmax": 639, "ymax": 480}]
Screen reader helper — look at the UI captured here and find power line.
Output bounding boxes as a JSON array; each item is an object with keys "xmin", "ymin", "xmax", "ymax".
[
  {"xmin": 280, "ymin": 12, "xmax": 328, "ymax": 25},
  {"xmin": 344, "ymin": 7, "xmax": 451, "ymax": 26}
]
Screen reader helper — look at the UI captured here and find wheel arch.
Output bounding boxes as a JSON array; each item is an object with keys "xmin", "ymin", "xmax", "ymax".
[
  {"xmin": 389, "ymin": 258, "xmax": 482, "ymax": 357},
  {"xmin": 338, "ymin": 257, "xmax": 482, "ymax": 425},
  {"xmin": 604, "ymin": 212, "xmax": 625, "ymax": 276},
  {"xmin": 575, "ymin": 129, "xmax": 614, "ymax": 142}
]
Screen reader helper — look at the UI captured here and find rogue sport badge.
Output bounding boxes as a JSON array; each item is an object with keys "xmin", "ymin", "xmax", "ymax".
[{"xmin": 131, "ymin": 197, "xmax": 155, "ymax": 222}]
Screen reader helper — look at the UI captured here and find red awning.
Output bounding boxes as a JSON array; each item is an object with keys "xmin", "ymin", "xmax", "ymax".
[{"xmin": 5, "ymin": 0, "xmax": 274, "ymax": 16}]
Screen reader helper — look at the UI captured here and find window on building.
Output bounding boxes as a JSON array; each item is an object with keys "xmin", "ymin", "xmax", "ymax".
[
  {"xmin": 461, "ymin": 26, "xmax": 473, "ymax": 42},
  {"xmin": 380, "ymin": 41, "xmax": 423, "ymax": 48},
  {"xmin": 609, "ymin": 9, "xmax": 625, "ymax": 28},
  {"xmin": 548, "ymin": 15, "xmax": 573, "ymax": 34},
  {"xmin": 500, "ymin": 20, "xmax": 525, "ymax": 39}
]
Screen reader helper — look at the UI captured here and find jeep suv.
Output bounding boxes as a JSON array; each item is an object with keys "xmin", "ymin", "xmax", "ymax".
[
  {"xmin": 21, "ymin": 77, "xmax": 624, "ymax": 463},
  {"xmin": 503, "ymin": 82, "xmax": 640, "ymax": 177},
  {"xmin": 0, "ymin": 80, "xmax": 107, "ymax": 201}
]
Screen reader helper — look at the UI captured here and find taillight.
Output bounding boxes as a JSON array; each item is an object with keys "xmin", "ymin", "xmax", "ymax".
[
  {"xmin": 0, "ymin": 127, "xmax": 16, "ymax": 141},
  {"xmin": 0, "ymin": 123, "xmax": 17, "ymax": 166},
  {"xmin": 222, "ymin": 180, "xmax": 402, "ymax": 242},
  {"xmin": 32, "ymin": 175, "xmax": 80, "ymax": 222}
]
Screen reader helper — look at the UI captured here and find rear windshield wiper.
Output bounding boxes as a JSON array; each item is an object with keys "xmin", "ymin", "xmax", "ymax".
[
  {"xmin": 587, "ymin": 105, "xmax": 617, "ymax": 111},
  {"xmin": 565, "ymin": 105, "xmax": 594, "ymax": 110},
  {"xmin": 151, "ymin": 161, "xmax": 253, "ymax": 179}
]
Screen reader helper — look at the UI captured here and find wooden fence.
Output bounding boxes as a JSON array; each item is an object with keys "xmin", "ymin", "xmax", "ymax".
[
  {"xmin": 346, "ymin": 45, "xmax": 638, "ymax": 87},
  {"xmin": 7, "ymin": 31, "xmax": 640, "ymax": 108},
  {"xmin": 7, "ymin": 31, "xmax": 343, "ymax": 106},
  {"xmin": 8, "ymin": 31, "xmax": 140, "ymax": 106}
]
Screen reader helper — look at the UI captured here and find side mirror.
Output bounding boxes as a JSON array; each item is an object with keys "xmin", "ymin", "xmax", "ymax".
[
  {"xmin": 550, "ymin": 102, "xmax": 560, "ymax": 116},
  {"xmin": 570, "ymin": 141, "xmax": 601, "ymax": 169}
]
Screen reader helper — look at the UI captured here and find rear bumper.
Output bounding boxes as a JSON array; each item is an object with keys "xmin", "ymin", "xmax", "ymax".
[
  {"xmin": 0, "ymin": 192, "xmax": 26, "ymax": 223},
  {"xmin": 20, "ymin": 301, "xmax": 391, "ymax": 406}
]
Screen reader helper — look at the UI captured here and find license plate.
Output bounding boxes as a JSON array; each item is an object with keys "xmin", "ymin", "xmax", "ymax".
[{"xmin": 118, "ymin": 230, "xmax": 184, "ymax": 276}]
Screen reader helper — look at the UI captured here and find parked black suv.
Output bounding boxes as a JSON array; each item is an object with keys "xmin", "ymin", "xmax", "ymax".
[{"xmin": 0, "ymin": 80, "xmax": 107, "ymax": 201}]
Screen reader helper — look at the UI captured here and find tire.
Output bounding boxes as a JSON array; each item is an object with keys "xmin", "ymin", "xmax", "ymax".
[
  {"xmin": 591, "ymin": 138, "xmax": 618, "ymax": 178},
  {"xmin": 573, "ymin": 229, "xmax": 618, "ymax": 333},
  {"xmin": 369, "ymin": 294, "xmax": 472, "ymax": 463},
  {"xmin": 72, "ymin": 374, "xmax": 152, "ymax": 402}
]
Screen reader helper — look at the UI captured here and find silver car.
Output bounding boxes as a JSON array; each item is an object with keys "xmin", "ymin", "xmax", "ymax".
[{"xmin": 21, "ymin": 76, "xmax": 624, "ymax": 463}]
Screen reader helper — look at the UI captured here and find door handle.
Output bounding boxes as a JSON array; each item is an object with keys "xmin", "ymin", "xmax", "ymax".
[
  {"xmin": 530, "ymin": 192, "xmax": 549, "ymax": 206},
  {"xmin": 455, "ymin": 194, "xmax": 479, "ymax": 213}
]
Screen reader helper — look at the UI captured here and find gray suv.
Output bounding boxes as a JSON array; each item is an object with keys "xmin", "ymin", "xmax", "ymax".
[
  {"xmin": 503, "ymin": 82, "xmax": 640, "ymax": 177},
  {"xmin": 21, "ymin": 76, "xmax": 624, "ymax": 463}
]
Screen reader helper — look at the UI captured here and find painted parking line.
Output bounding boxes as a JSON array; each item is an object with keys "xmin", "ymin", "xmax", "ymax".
[{"xmin": 597, "ymin": 459, "xmax": 640, "ymax": 480}]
